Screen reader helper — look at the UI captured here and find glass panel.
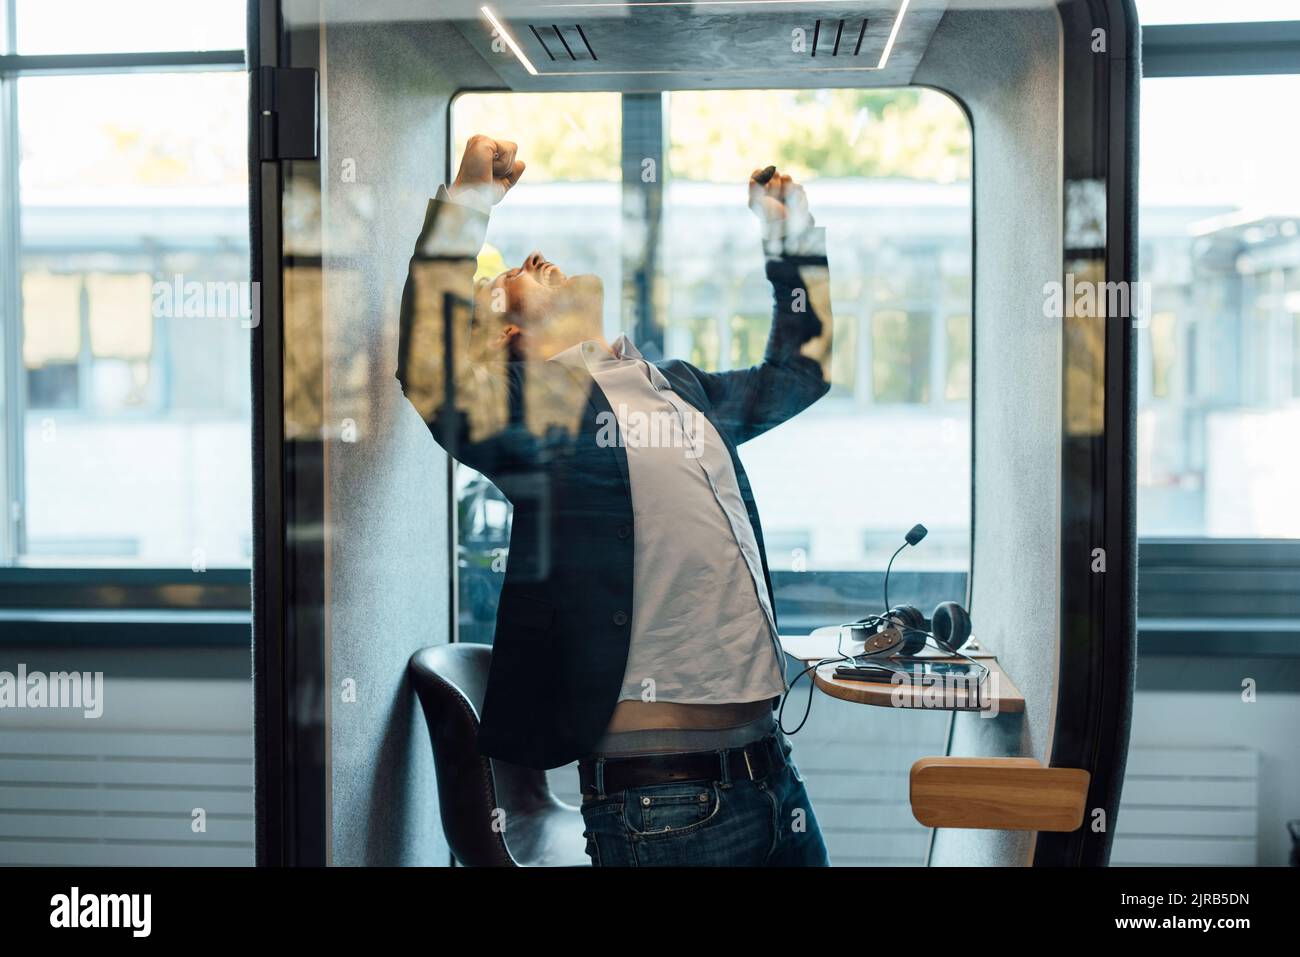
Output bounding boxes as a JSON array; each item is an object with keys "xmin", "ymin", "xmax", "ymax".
[
  {"xmin": 271, "ymin": 0, "xmax": 1142, "ymax": 872},
  {"xmin": 18, "ymin": 72, "xmax": 251, "ymax": 564},
  {"xmin": 15, "ymin": 0, "xmax": 245, "ymax": 54},
  {"xmin": 1138, "ymin": 75, "xmax": 1300, "ymax": 537}
]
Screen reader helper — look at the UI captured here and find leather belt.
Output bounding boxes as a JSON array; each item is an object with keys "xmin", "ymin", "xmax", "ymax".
[{"xmin": 578, "ymin": 733, "xmax": 786, "ymax": 800}]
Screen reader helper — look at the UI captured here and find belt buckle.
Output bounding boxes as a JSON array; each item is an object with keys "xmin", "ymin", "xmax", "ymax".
[{"xmin": 743, "ymin": 746, "xmax": 756, "ymax": 781}]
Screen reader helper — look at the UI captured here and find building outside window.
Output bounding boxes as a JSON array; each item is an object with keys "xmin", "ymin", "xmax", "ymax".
[{"xmin": 3, "ymin": 0, "xmax": 250, "ymax": 567}]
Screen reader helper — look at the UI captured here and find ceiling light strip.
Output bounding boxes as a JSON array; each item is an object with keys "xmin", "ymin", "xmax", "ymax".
[
  {"xmin": 876, "ymin": 0, "xmax": 911, "ymax": 69},
  {"xmin": 481, "ymin": 5, "xmax": 539, "ymax": 76}
]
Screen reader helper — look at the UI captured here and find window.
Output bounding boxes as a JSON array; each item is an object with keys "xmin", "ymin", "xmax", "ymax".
[
  {"xmin": 2, "ymin": 12, "xmax": 250, "ymax": 566},
  {"xmin": 1122, "ymin": 16, "xmax": 1300, "ymax": 869},
  {"xmin": 1138, "ymin": 75, "xmax": 1300, "ymax": 538},
  {"xmin": 451, "ymin": 88, "xmax": 972, "ymax": 630},
  {"xmin": 450, "ymin": 88, "xmax": 972, "ymax": 867}
]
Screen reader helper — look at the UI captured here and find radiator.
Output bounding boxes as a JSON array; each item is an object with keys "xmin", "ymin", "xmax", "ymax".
[
  {"xmin": 1112, "ymin": 747, "xmax": 1259, "ymax": 866},
  {"xmin": 0, "ymin": 678, "xmax": 254, "ymax": 866}
]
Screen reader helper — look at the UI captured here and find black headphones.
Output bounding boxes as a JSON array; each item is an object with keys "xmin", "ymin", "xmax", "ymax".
[
  {"xmin": 847, "ymin": 601, "xmax": 972, "ymax": 658},
  {"xmin": 881, "ymin": 601, "xmax": 972, "ymax": 656}
]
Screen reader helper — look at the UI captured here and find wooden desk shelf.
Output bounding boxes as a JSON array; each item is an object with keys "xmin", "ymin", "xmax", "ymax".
[
  {"xmin": 780, "ymin": 628, "xmax": 1025, "ymax": 715},
  {"xmin": 781, "ymin": 631, "xmax": 1081, "ymax": 833}
]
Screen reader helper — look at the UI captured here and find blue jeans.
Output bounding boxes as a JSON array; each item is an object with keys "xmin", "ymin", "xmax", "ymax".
[{"xmin": 579, "ymin": 734, "xmax": 830, "ymax": 867}]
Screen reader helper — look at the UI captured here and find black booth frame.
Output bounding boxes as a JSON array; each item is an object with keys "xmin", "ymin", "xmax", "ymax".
[
  {"xmin": 1037, "ymin": 0, "xmax": 1139, "ymax": 868},
  {"xmin": 248, "ymin": 0, "xmax": 1139, "ymax": 869},
  {"xmin": 248, "ymin": 0, "xmax": 1295, "ymax": 867},
  {"xmin": 249, "ymin": 0, "xmax": 327, "ymax": 867}
]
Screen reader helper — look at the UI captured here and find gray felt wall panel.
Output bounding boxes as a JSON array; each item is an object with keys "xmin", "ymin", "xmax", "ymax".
[
  {"xmin": 319, "ymin": 15, "xmax": 499, "ymax": 866},
  {"xmin": 912, "ymin": 2, "xmax": 1064, "ymax": 866}
]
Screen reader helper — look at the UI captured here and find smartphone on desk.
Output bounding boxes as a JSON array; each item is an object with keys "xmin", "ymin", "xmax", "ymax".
[
  {"xmin": 833, "ymin": 663, "xmax": 900, "ymax": 682},
  {"xmin": 834, "ymin": 660, "xmax": 983, "ymax": 681},
  {"xmin": 890, "ymin": 658, "xmax": 983, "ymax": 678}
]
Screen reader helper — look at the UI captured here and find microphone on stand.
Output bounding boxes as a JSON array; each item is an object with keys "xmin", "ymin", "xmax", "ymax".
[{"xmin": 885, "ymin": 523, "xmax": 928, "ymax": 611}]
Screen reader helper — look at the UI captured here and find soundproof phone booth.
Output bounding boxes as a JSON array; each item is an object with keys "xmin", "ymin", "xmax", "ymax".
[{"xmin": 251, "ymin": 0, "xmax": 1139, "ymax": 867}]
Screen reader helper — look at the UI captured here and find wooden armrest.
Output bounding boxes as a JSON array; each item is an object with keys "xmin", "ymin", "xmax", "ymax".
[{"xmin": 909, "ymin": 757, "xmax": 1091, "ymax": 832}]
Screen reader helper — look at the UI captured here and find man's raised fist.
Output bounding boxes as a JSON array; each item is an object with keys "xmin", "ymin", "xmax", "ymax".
[{"xmin": 449, "ymin": 134, "xmax": 526, "ymax": 210}]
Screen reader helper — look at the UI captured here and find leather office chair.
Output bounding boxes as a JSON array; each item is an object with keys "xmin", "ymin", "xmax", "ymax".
[{"xmin": 409, "ymin": 643, "xmax": 589, "ymax": 866}]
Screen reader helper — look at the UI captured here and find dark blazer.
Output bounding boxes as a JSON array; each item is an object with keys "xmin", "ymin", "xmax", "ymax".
[{"xmin": 397, "ymin": 192, "xmax": 833, "ymax": 770}]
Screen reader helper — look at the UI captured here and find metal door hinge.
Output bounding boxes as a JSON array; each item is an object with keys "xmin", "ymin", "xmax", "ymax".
[{"xmin": 258, "ymin": 66, "xmax": 319, "ymax": 161}]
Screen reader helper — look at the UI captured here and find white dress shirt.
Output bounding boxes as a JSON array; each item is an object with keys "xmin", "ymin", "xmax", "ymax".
[{"xmin": 550, "ymin": 334, "xmax": 789, "ymax": 706}]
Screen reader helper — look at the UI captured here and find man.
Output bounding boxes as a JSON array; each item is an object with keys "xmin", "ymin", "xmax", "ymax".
[{"xmin": 397, "ymin": 134, "xmax": 834, "ymax": 866}]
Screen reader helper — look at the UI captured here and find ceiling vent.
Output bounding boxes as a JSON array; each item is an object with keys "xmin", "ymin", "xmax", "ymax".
[
  {"xmin": 528, "ymin": 24, "xmax": 597, "ymax": 62},
  {"xmin": 811, "ymin": 18, "xmax": 869, "ymax": 57}
]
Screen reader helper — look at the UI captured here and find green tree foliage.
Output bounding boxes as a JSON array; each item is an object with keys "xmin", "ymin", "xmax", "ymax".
[
  {"xmin": 453, "ymin": 92, "xmax": 623, "ymax": 182},
  {"xmin": 454, "ymin": 88, "xmax": 970, "ymax": 185},
  {"xmin": 669, "ymin": 89, "xmax": 969, "ymax": 184}
]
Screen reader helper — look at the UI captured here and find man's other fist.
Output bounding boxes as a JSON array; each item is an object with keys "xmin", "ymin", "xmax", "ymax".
[
  {"xmin": 449, "ymin": 134, "xmax": 526, "ymax": 211},
  {"xmin": 748, "ymin": 166, "xmax": 814, "ymax": 234}
]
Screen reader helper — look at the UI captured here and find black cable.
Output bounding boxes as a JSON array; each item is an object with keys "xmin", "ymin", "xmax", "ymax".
[
  {"xmin": 777, "ymin": 620, "xmax": 862, "ymax": 735},
  {"xmin": 776, "ymin": 658, "xmax": 827, "ymax": 736}
]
